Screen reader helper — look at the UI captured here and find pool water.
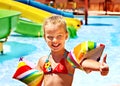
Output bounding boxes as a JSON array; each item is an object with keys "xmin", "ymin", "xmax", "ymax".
[{"xmin": 0, "ymin": 16, "xmax": 120, "ymax": 86}]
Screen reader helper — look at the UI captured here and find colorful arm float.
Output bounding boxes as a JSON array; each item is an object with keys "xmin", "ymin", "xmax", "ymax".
[
  {"xmin": 12, "ymin": 57, "xmax": 44, "ymax": 86},
  {"xmin": 67, "ymin": 41, "xmax": 105, "ymax": 68}
]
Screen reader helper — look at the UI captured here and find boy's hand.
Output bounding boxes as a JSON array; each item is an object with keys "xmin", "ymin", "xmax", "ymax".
[{"xmin": 100, "ymin": 54, "xmax": 109, "ymax": 76}]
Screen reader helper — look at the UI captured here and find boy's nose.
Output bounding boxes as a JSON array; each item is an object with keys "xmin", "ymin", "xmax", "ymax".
[{"xmin": 52, "ymin": 38, "xmax": 58, "ymax": 43}]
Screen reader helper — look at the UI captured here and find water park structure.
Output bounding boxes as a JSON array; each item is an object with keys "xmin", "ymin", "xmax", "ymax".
[
  {"xmin": 0, "ymin": 0, "xmax": 82, "ymax": 37},
  {"xmin": 0, "ymin": 9, "xmax": 20, "ymax": 54}
]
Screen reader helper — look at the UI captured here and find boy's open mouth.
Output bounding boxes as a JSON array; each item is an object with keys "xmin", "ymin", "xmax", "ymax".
[{"xmin": 52, "ymin": 43, "xmax": 60, "ymax": 48}]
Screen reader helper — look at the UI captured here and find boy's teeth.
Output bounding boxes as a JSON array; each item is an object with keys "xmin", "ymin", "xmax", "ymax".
[{"xmin": 53, "ymin": 44, "xmax": 59, "ymax": 47}]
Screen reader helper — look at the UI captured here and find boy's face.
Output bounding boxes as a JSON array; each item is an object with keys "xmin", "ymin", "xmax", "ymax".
[{"xmin": 44, "ymin": 24, "xmax": 68, "ymax": 52}]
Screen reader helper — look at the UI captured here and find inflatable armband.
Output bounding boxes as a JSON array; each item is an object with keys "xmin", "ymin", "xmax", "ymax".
[
  {"xmin": 12, "ymin": 57, "xmax": 44, "ymax": 86},
  {"xmin": 67, "ymin": 41, "xmax": 105, "ymax": 68}
]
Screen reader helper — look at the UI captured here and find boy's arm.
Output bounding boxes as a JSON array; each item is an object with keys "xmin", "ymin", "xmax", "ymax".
[
  {"xmin": 35, "ymin": 57, "xmax": 45, "ymax": 86},
  {"xmin": 81, "ymin": 54, "xmax": 109, "ymax": 76},
  {"xmin": 36, "ymin": 56, "xmax": 45, "ymax": 71}
]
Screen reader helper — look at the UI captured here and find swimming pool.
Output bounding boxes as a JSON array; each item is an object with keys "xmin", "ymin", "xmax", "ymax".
[{"xmin": 0, "ymin": 15, "xmax": 120, "ymax": 86}]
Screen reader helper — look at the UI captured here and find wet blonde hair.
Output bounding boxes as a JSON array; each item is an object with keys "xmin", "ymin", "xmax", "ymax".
[{"xmin": 43, "ymin": 15, "xmax": 67, "ymax": 33}]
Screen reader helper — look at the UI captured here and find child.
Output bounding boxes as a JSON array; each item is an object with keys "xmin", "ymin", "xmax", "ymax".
[{"xmin": 36, "ymin": 15, "xmax": 109, "ymax": 86}]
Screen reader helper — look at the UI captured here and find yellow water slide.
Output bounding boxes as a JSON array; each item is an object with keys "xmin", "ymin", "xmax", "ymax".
[{"xmin": 0, "ymin": 0, "xmax": 82, "ymax": 29}]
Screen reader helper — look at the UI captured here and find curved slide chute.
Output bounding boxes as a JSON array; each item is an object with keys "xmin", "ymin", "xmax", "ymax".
[
  {"xmin": 0, "ymin": 9, "xmax": 20, "ymax": 39},
  {"xmin": 0, "ymin": 0, "xmax": 81, "ymax": 30},
  {"xmin": 15, "ymin": 19, "xmax": 77, "ymax": 38},
  {"xmin": 16, "ymin": 0, "xmax": 74, "ymax": 18},
  {"xmin": 15, "ymin": 19, "xmax": 43, "ymax": 37}
]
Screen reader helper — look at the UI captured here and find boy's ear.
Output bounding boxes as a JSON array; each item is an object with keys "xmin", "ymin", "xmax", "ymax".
[
  {"xmin": 44, "ymin": 34, "xmax": 46, "ymax": 40},
  {"xmin": 65, "ymin": 32, "xmax": 69, "ymax": 39}
]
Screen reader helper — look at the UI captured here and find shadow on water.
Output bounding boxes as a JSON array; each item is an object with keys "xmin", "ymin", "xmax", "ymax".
[
  {"xmin": 86, "ymin": 23, "xmax": 113, "ymax": 26},
  {"xmin": 0, "ymin": 41, "xmax": 37, "ymax": 63}
]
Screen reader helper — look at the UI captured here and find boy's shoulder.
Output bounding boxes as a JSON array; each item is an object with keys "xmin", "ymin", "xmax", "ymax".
[
  {"xmin": 36, "ymin": 56, "xmax": 48, "ymax": 70},
  {"xmin": 39, "ymin": 55, "xmax": 48, "ymax": 62}
]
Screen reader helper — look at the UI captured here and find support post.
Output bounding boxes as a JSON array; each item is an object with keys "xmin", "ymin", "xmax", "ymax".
[
  {"xmin": 85, "ymin": 0, "xmax": 88, "ymax": 25},
  {"xmin": 105, "ymin": 0, "xmax": 107, "ymax": 15},
  {"xmin": 0, "ymin": 42, "xmax": 3, "ymax": 54}
]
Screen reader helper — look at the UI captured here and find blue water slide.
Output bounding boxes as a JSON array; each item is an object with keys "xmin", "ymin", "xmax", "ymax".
[{"xmin": 16, "ymin": 0, "xmax": 74, "ymax": 18}]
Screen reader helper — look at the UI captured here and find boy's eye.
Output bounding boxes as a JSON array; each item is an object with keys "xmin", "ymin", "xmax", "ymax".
[
  {"xmin": 57, "ymin": 35, "xmax": 63, "ymax": 39},
  {"xmin": 47, "ymin": 36, "xmax": 53, "ymax": 40}
]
